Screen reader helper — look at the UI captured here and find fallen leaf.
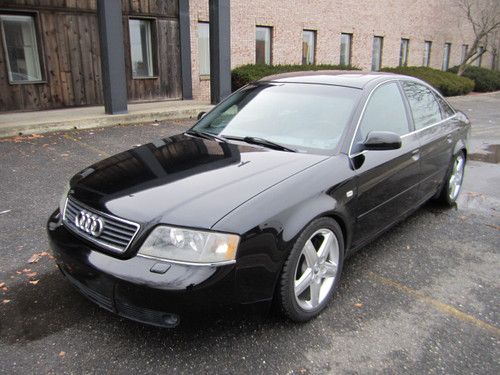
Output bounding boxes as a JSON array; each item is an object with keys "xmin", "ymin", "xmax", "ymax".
[
  {"xmin": 485, "ymin": 224, "xmax": 500, "ymax": 231},
  {"xmin": 28, "ymin": 254, "xmax": 41, "ymax": 263},
  {"xmin": 26, "ymin": 272, "xmax": 37, "ymax": 278},
  {"xmin": 0, "ymin": 282, "xmax": 5, "ymax": 288},
  {"xmin": 2, "ymin": 299, "xmax": 11, "ymax": 304},
  {"xmin": 40, "ymin": 251, "xmax": 49, "ymax": 257},
  {"xmin": 15, "ymin": 271, "xmax": 22, "ymax": 275},
  {"xmin": 354, "ymin": 303, "xmax": 364, "ymax": 308},
  {"xmin": 29, "ymin": 280, "xmax": 39, "ymax": 285},
  {"xmin": 22, "ymin": 268, "xmax": 31, "ymax": 273},
  {"xmin": 2, "ymin": 287, "xmax": 7, "ymax": 292},
  {"xmin": 59, "ymin": 351, "xmax": 66, "ymax": 358}
]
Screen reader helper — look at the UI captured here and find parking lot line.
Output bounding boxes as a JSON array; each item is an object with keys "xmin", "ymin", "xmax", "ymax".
[
  {"xmin": 368, "ymin": 271, "xmax": 500, "ymax": 337},
  {"xmin": 63, "ymin": 134, "xmax": 111, "ymax": 157}
]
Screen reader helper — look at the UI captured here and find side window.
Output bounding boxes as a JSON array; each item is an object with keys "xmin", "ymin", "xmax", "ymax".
[
  {"xmin": 401, "ymin": 81, "xmax": 442, "ymax": 129},
  {"xmin": 356, "ymin": 82, "xmax": 409, "ymax": 143},
  {"xmin": 435, "ymin": 94, "xmax": 455, "ymax": 118}
]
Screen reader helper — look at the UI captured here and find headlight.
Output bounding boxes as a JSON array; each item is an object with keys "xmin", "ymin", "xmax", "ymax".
[
  {"xmin": 138, "ymin": 226, "xmax": 240, "ymax": 264},
  {"xmin": 59, "ymin": 182, "xmax": 70, "ymax": 213}
]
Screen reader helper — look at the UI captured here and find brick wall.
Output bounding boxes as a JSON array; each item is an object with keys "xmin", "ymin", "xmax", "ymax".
[{"xmin": 190, "ymin": 0, "xmax": 494, "ymax": 100}]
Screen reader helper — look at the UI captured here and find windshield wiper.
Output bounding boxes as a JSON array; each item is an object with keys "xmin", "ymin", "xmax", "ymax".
[
  {"xmin": 224, "ymin": 135, "xmax": 297, "ymax": 152},
  {"xmin": 185, "ymin": 129, "xmax": 226, "ymax": 143}
]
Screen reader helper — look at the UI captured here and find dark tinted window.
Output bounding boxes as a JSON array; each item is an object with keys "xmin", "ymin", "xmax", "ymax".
[
  {"xmin": 401, "ymin": 81, "xmax": 442, "ymax": 129},
  {"xmin": 357, "ymin": 82, "xmax": 409, "ymax": 141}
]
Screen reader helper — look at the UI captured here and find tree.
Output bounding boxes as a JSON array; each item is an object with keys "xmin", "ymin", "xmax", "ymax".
[{"xmin": 456, "ymin": 0, "xmax": 500, "ymax": 75}]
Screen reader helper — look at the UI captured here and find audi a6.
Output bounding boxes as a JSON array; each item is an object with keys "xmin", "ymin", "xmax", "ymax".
[{"xmin": 47, "ymin": 72, "xmax": 469, "ymax": 327}]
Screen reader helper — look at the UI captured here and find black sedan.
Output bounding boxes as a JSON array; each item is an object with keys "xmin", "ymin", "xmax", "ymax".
[{"xmin": 47, "ymin": 72, "xmax": 470, "ymax": 327}]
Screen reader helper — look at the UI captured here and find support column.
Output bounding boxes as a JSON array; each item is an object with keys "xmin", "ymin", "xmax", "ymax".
[
  {"xmin": 97, "ymin": 0, "xmax": 128, "ymax": 114},
  {"xmin": 179, "ymin": 0, "xmax": 193, "ymax": 100},
  {"xmin": 209, "ymin": 0, "xmax": 231, "ymax": 104}
]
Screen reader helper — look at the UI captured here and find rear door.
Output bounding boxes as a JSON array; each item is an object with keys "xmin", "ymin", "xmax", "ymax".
[
  {"xmin": 400, "ymin": 81, "xmax": 455, "ymax": 202},
  {"xmin": 350, "ymin": 81, "xmax": 420, "ymax": 248}
]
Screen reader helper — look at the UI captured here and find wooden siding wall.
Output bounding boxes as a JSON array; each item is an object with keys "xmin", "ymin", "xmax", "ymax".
[{"xmin": 0, "ymin": 0, "xmax": 181, "ymax": 112}]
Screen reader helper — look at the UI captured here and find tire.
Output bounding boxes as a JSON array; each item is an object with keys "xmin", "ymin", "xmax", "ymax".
[
  {"xmin": 437, "ymin": 151, "xmax": 466, "ymax": 206},
  {"xmin": 277, "ymin": 217, "xmax": 344, "ymax": 322}
]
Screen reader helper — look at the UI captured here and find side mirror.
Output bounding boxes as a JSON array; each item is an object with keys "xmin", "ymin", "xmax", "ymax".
[
  {"xmin": 363, "ymin": 131, "xmax": 402, "ymax": 151},
  {"xmin": 197, "ymin": 111, "xmax": 206, "ymax": 120}
]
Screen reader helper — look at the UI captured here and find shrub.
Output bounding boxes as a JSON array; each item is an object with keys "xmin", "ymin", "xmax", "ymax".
[
  {"xmin": 231, "ymin": 64, "xmax": 360, "ymax": 90},
  {"xmin": 448, "ymin": 66, "xmax": 500, "ymax": 92},
  {"xmin": 381, "ymin": 66, "xmax": 474, "ymax": 96}
]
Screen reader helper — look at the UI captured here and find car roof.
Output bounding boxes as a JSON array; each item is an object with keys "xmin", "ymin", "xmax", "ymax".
[{"xmin": 258, "ymin": 70, "xmax": 411, "ymax": 89}]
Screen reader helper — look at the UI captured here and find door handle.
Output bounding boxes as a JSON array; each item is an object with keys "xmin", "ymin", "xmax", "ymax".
[{"xmin": 411, "ymin": 148, "xmax": 420, "ymax": 161}]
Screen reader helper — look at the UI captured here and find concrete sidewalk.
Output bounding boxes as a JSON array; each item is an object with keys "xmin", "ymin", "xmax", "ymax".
[{"xmin": 0, "ymin": 100, "xmax": 212, "ymax": 138}]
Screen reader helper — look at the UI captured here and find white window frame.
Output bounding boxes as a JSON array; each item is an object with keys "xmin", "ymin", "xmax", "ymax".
[{"xmin": 0, "ymin": 13, "xmax": 43, "ymax": 84}]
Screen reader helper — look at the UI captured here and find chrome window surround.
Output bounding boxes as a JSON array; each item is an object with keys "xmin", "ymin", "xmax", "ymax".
[
  {"xmin": 62, "ymin": 197, "xmax": 141, "ymax": 254},
  {"xmin": 348, "ymin": 78, "xmax": 457, "ymax": 158}
]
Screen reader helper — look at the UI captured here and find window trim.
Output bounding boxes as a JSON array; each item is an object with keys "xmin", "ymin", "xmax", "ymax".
[
  {"xmin": 348, "ymin": 79, "xmax": 457, "ymax": 158},
  {"xmin": 255, "ymin": 25, "xmax": 273, "ymax": 65},
  {"xmin": 371, "ymin": 36, "xmax": 384, "ymax": 71},
  {"xmin": 302, "ymin": 29, "xmax": 317, "ymax": 65},
  {"xmin": 197, "ymin": 21, "xmax": 211, "ymax": 76},
  {"xmin": 442, "ymin": 42, "xmax": 451, "ymax": 71},
  {"xmin": 348, "ymin": 80, "xmax": 410, "ymax": 157},
  {"xmin": 339, "ymin": 33, "xmax": 353, "ymax": 66},
  {"xmin": 128, "ymin": 16, "xmax": 159, "ymax": 80},
  {"xmin": 0, "ymin": 10, "xmax": 46, "ymax": 85},
  {"xmin": 399, "ymin": 38, "xmax": 409, "ymax": 67},
  {"xmin": 423, "ymin": 41, "xmax": 432, "ymax": 67}
]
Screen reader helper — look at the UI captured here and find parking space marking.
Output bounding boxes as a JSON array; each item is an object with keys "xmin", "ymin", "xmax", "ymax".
[
  {"xmin": 63, "ymin": 134, "xmax": 111, "ymax": 157},
  {"xmin": 368, "ymin": 271, "xmax": 500, "ymax": 336}
]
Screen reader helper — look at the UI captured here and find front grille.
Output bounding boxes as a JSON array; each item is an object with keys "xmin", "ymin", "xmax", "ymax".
[{"xmin": 63, "ymin": 197, "xmax": 140, "ymax": 253}]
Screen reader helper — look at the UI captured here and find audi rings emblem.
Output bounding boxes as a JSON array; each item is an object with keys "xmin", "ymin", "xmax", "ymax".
[{"xmin": 75, "ymin": 210, "xmax": 105, "ymax": 237}]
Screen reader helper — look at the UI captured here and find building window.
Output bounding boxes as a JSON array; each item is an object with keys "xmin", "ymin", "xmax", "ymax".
[
  {"xmin": 0, "ymin": 14, "xmax": 42, "ymax": 83},
  {"xmin": 475, "ymin": 46, "xmax": 484, "ymax": 67},
  {"xmin": 302, "ymin": 30, "xmax": 316, "ymax": 65},
  {"xmin": 423, "ymin": 41, "xmax": 432, "ymax": 67},
  {"xmin": 129, "ymin": 19, "xmax": 155, "ymax": 78},
  {"xmin": 340, "ymin": 33, "xmax": 352, "ymax": 66},
  {"xmin": 442, "ymin": 43, "xmax": 451, "ymax": 71},
  {"xmin": 256, "ymin": 26, "xmax": 272, "ymax": 65},
  {"xmin": 461, "ymin": 44, "xmax": 469, "ymax": 63},
  {"xmin": 399, "ymin": 38, "xmax": 409, "ymax": 67},
  {"xmin": 371, "ymin": 36, "xmax": 383, "ymax": 71},
  {"xmin": 198, "ymin": 22, "xmax": 210, "ymax": 76}
]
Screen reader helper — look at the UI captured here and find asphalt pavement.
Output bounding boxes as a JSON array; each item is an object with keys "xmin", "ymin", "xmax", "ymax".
[{"xmin": 0, "ymin": 95, "xmax": 499, "ymax": 374}]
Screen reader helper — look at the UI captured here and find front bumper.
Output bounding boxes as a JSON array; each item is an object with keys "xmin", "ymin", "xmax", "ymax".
[{"xmin": 47, "ymin": 210, "xmax": 267, "ymax": 327}]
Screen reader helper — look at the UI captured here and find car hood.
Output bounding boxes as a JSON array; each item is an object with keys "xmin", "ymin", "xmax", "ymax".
[{"xmin": 69, "ymin": 134, "xmax": 329, "ymax": 229}]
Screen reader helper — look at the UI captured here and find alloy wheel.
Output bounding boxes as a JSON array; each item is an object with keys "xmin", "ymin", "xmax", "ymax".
[
  {"xmin": 448, "ymin": 154, "xmax": 465, "ymax": 201},
  {"xmin": 293, "ymin": 228, "xmax": 339, "ymax": 311}
]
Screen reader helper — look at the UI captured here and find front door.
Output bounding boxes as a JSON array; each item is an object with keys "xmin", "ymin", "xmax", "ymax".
[{"xmin": 350, "ymin": 82, "xmax": 421, "ymax": 248}]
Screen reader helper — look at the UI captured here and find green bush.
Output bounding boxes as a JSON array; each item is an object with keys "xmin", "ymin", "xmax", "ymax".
[
  {"xmin": 231, "ymin": 64, "xmax": 360, "ymax": 90},
  {"xmin": 448, "ymin": 65, "xmax": 500, "ymax": 92},
  {"xmin": 381, "ymin": 66, "xmax": 474, "ymax": 96}
]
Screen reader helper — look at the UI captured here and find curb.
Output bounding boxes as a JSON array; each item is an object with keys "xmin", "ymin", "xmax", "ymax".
[{"xmin": 0, "ymin": 105, "xmax": 213, "ymax": 139}]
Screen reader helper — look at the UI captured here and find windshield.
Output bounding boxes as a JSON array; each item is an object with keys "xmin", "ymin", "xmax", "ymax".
[{"xmin": 192, "ymin": 83, "xmax": 361, "ymax": 154}]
